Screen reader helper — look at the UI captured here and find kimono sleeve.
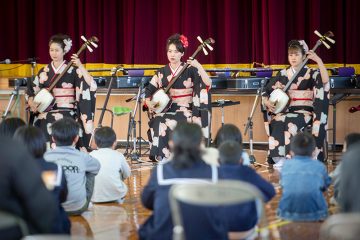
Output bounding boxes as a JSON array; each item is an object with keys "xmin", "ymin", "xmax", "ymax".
[
  {"xmin": 191, "ymin": 67, "xmax": 210, "ymax": 140},
  {"xmin": 312, "ymin": 70, "xmax": 329, "ymax": 137},
  {"xmin": 74, "ymin": 68, "xmax": 97, "ymax": 147},
  {"xmin": 26, "ymin": 67, "xmax": 45, "ymax": 99},
  {"xmin": 311, "ymin": 70, "xmax": 330, "ymax": 161}
]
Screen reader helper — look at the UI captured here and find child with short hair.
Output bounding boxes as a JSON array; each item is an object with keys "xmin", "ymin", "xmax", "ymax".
[
  {"xmin": 218, "ymin": 140, "xmax": 275, "ymax": 238},
  {"xmin": 90, "ymin": 127, "xmax": 131, "ymax": 203},
  {"xmin": 277, "ymin": 132, "xmax": 331, "ymax": 221},
  {"xmin": 202, "ymin": 124, "xmax": 251, "ymax": 166},
  {"xmin": 44, "ymin": 117, "xmax": 100, "ymax": 215},
  {"xmin": 13, "ymin": 126, "xmax": 70, "ymax": 233}
]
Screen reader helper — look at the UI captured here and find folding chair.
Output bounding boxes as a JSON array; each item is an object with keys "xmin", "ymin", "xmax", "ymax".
[
  {"xmin": 169, "ymin": 180, "xmax": 269, "ymax": 240},
  {"xmin": 0, "ymin": 210, "xmax": 29, "ymax": 237}
]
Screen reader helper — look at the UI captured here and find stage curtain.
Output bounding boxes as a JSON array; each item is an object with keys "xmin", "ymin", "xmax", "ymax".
[{"xmin": 0, "ymin": 0, "xmax": 359, "ymax": 65}]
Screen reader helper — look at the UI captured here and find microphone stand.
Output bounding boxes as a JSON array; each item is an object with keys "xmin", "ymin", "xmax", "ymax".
[
  {"xmin": 2, "ymin": 80, "xmax": 21, "ymax": 119},
  {"xmin": 125, "ymin": 79, "xmax": 151, "ymax": 165},
  {"xmin": 89, "ymin": 68, "xmax": 119, "ymax": 149},
  {"xmin": 244, "ymin": 79, "xmax": 268, "ymax": 167}
]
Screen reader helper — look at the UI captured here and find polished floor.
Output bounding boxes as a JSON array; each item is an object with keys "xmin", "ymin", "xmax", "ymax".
[{"xmin": 69, "ymin": 149, "xmax": 341, "ymax": 240}]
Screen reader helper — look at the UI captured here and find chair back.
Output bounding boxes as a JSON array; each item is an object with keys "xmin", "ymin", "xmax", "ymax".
[
  {"xmin": 169, "ymin": 180, "xmax": 269, "ymax": 240},
  {"xmin": 0, "ymin": 210, "xmax": 29, "ymax": 237},
  {"xmin": 22, "ymin": 235, "xmax": 91, "ymax": 240},
  {"xmin": 319, "ymin": 213, "xmax": 360, "ymax": 240}
]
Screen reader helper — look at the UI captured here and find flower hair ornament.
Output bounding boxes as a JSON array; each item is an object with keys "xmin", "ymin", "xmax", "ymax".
[
  {"xmin": 63, "ymin": 38, "xmax": 72, "ymax": 54},
  {"xmin": 180, "ymin": 35, "xmax": 189, "ymax": 48},
  {"xmin": 298, "ymin": 40, "xmax": 309, "ymax": 53}
]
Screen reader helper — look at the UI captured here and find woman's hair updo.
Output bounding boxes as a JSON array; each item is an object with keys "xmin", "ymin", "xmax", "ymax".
[
  {"xmin": 49, "ymin": 34, "xmax": 72, "ymax": 54},
  {"xmin": 166, "ymin": 33, "xmax": 188, "ymax": 53},
  {"xmin": 288, "ymin": 39, "xmax": 308, "ymax": 56}
]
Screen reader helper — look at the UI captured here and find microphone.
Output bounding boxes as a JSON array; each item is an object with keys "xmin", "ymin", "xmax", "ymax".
[
  {"xmin": 0, "ymin": 59, "xmax": 11, "ymax": 64},
  {"xmin": 27, "ymin": 57, "xmax": 39, "ymax": 63},
  {"xmin": 3, "ymin": 58, "xmax": 39, "ymax": 64},
  {"xmin": 349, "ymin": 105, "xmax": 360, "ymax": 113},
  {"xmin": 140, "ymin": 77, "xmax": 150, "ymax": 87}
]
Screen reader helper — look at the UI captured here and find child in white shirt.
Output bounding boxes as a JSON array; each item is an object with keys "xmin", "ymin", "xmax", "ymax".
[{"xmin": 90, "ymin": 127, "xmax": 131, "ymax": 203}]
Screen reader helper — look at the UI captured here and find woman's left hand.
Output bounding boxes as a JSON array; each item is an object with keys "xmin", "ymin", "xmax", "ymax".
[
  {"xmin": 71, "ymin": 54, "xmax": 82, "ymax": 67},
  {"xmin": 187, "ymin": 58, "xmax": 201, "ymax": 69},
  {"xmin": 306, "ymin": 50, "xmax": 322, "ymax": 64}
]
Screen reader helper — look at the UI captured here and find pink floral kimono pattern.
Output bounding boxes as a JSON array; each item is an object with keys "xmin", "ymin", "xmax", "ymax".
[
  {"xmin": 145, "ymin": 64, "xmax": 210, "ymax": 159},
  {"xmin": 26, "ymin": 61, "xmax": 97, "ymax": 148},
  {"xmin": 262, "ymin": 66, "xmax": 330, "ymax": 162}
]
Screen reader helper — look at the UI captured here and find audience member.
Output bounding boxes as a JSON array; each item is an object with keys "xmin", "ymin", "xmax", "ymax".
[
  {"xmin": 44, "ymin": 117, "xmax": 100, "ymax": 215},
  {"xmin": 277, "ymin": 132, "xmax": 331, "ymax": 221},
  {"xmin": 203, "ymin": 124, "xmax": 251, "ymax": 166},
  {"xmin": 0, "ymin": 136, "xmax": 59, "ymax": 239},
  {"xmin": 218, "ymin": 140, "xmax": 275, "ymax": 238},
  {"xmin": 330, "ymin": 133, "xmax": 360, "ymax": 204},
  {"xmin": 0, "ymin": 117, "xmax": 26, "ymax": 137},
  {"xmin": 338, "ymin": 143, "xmax": 360, "ymax": 213},
  {"xmin": 13, "ymin": 126, "xmax": 71, "ymax": 233},
  {"xmin": 139, "ymin": 122, "xmax": 224, "ymax": 240},
  {"xmin": 90, "ymin": 127, "xmax": 131, "ymax": 203}
]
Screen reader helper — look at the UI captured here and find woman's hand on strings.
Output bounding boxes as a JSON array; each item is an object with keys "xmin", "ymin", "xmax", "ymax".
[
  {"xmin": 71, "ymin": 54, "xmax": 82, "ymax": 67},
  {"xmin": 187, "ymin": 57, "xmax": 201, "ymax": 69},
  {"xmin": 306, "ymin": 50, "xmax": 322, "ymax": 65}
]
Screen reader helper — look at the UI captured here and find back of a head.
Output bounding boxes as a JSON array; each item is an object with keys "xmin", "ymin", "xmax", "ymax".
[
  {"xmin": 50, "ymin": 117, "xmax": 80, "ymax": 146},
  {"xmin": 214, "ymin": 124, "xmax": 242, "ymax": 148},
  {"xmin": 218, "ymin": 140, "xmax": 243, "ymax": 165},
  {"xmin": 13, "ymin": 126, "xmax": 47, "ymax": 159},
  {"xmin": 94, "ymin": 126, "xmax": 116, "ymax": 148},
  {"xmin": 172, "ymin": 122, "xmax": 203, "ymax": 169},
  {"xmin": 345, "ymin": 133, "xmax": 360, "ymax": 150},
  {"xmin": 0, "ymin": 117, "xmax": 26, "ymax": 138},
  {"xmin": 0, "ymin": 135, "xmax": 37, "ymax": 171},
  {"xmin": 290, "ymin": 132, "xmax": 315, "ymax": 157},
  {"xmin": 339, "ymin": 144, "xmax": 360, "ymax": 213}
]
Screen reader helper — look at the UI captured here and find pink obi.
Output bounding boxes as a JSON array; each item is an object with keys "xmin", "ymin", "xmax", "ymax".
[
  {"xmin": 288, "ymin": 90, "xmax": 314, "ymax": 107},
  {"xmin": 53, "ymin": 88, "xmax": 75, "ymax": 109}
]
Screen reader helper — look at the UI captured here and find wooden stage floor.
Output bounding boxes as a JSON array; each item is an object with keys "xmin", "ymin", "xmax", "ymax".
[{"xmin": 69, "ymin": 149, "xmax": 341, "ymax": 240}]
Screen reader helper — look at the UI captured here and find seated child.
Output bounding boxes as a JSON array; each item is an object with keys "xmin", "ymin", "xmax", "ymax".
[
  {"xmin": 330, "ymin": 133, "xmax": 360, "ymax": 204},
  {"xmin": 14, "ymin": 126, "xmax": 71, "ymax": 233},
  {"xmin": 218, "ymin": 140, "xmax": 275, "ymax": 238},
  {"xmin": 44, "ymin": 117, "xmax": 100, "ymax": 215},
  {"xmin": 0, "ymin": 117, "xmax": 26, "ymax": 137},
  {"xmin": 338, "ymin": 142, "xmax": 360, "ymax": 213},
  {"xmin": 203, "ymin": 124, "xmax": 251, "ymax": 166},
  {"xmin": 90, "ymin": 127, "xmax": 131, "ymax": 203},
  {"xmin": 277, "ymin": 132, "xmax": 331, "ymax": 221},
  {"xmin": 0, "ymin": 136, "xmax": 59, "ymax": 239}
]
